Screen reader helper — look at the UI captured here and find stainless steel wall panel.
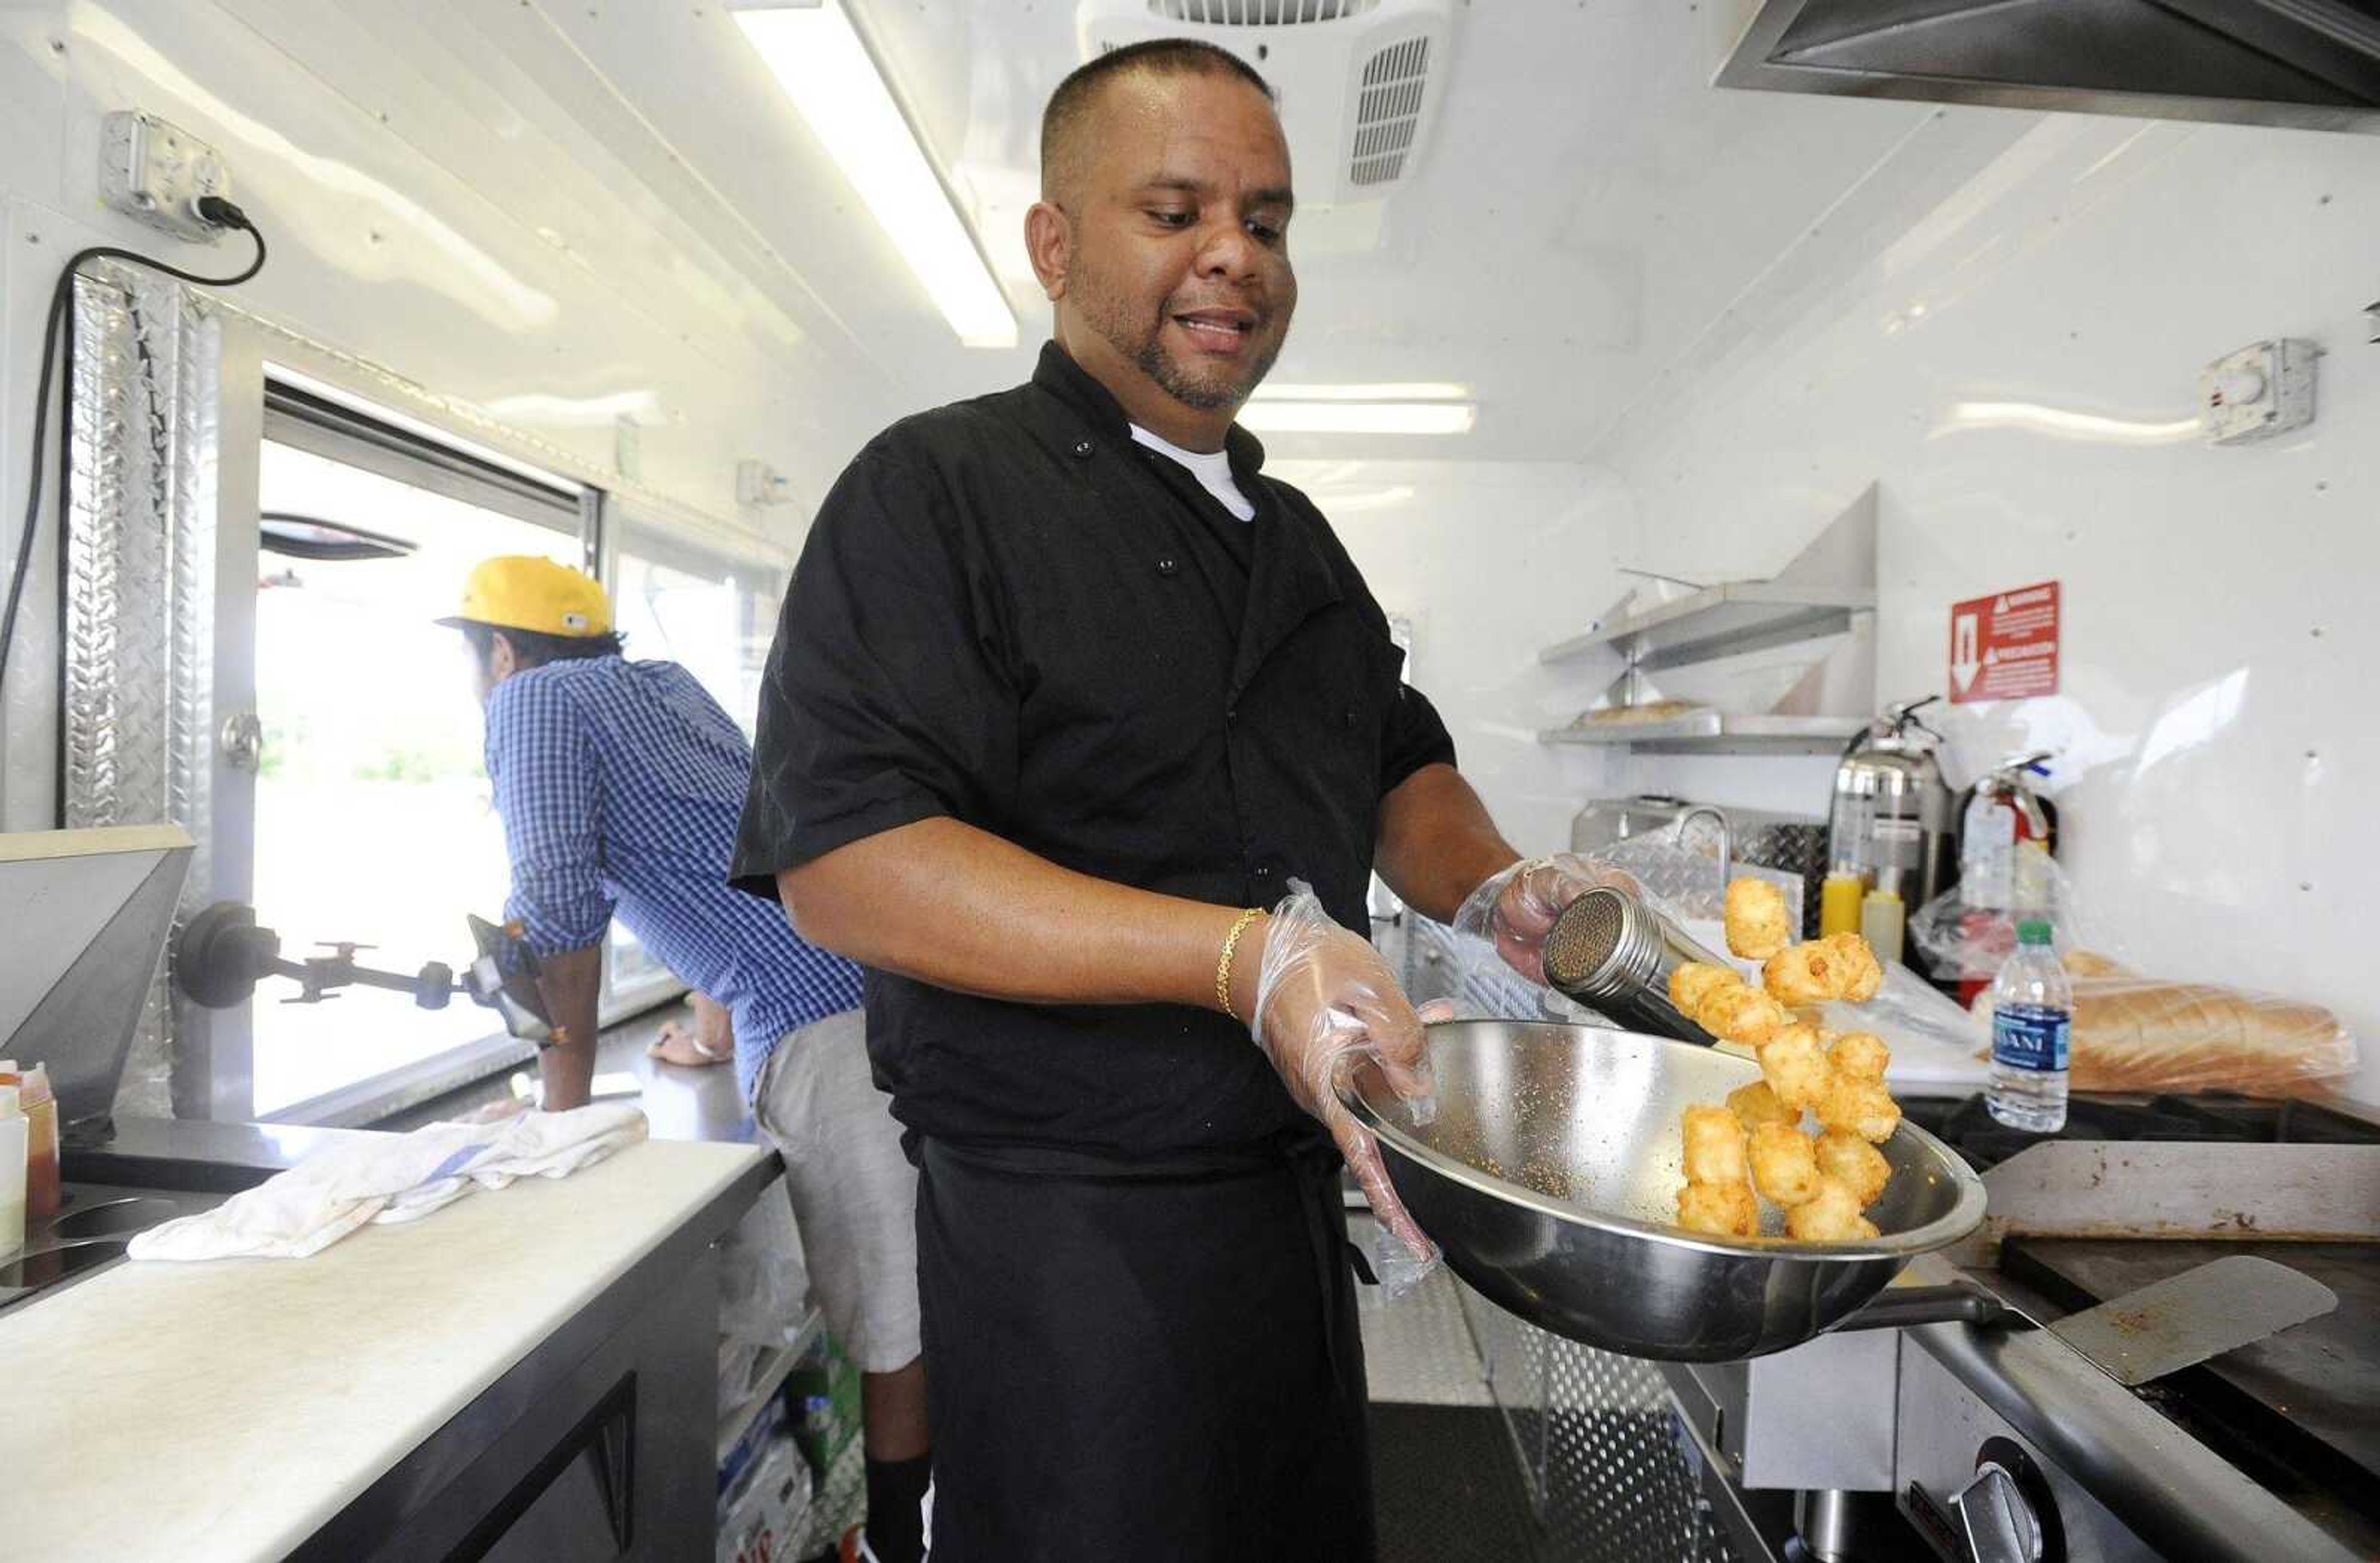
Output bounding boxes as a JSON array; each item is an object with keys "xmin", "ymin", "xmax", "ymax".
[{"xmin": 1457, "ymin": 1275, "xmax": 1741, "ymax": 1561}]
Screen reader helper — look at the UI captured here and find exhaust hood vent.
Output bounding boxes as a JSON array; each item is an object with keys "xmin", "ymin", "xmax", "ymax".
[
  {"xmin": 1148, "ymin": 0, "xmax": 1380, "ymax": 21},
  {"xmin": 1716, "ymin": 0, "xmax": 2380, "ymax": 135}
]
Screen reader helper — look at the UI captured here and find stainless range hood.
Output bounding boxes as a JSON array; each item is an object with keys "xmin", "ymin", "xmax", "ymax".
[{"xmin": 1715, "ymin": 0, "xmax": 2380, "ymax": 134}]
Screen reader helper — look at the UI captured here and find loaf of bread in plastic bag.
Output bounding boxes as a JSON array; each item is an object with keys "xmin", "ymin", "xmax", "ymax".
[{"xmin": 1970, "ymin": 972, "xmax": 2355, "ymax": 1098}]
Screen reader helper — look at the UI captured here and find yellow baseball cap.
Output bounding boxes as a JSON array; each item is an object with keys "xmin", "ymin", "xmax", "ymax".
[{"xmin": 439, "ymin": 555, "xmax": 612, "ymax": 638}]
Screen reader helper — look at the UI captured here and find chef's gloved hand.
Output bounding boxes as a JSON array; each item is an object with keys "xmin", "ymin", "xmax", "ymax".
[
  {"xmin": 1455, "ymin": 853, "xmax": 1644, "ymax": 987},
  {"xmin": 1248, "ymin": 881, "xmax": 1443, "ymax": 1295}
]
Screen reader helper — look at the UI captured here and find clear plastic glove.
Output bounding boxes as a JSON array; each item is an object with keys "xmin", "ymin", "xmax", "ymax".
[
  {"xmin": 1249, "ymin": 881, "xmax": 1445, "ymax": 1295},
  {"xmin": 1453, "ymin": 854, "xmax": 1646, "ymax": 986}
]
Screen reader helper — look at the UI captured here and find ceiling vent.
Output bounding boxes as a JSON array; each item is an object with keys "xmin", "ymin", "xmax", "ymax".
[
  {"xmin": 1350, "ymin": 33, "xmax": 1429, "ymax": 185},
  {"xmin": 1150, "ymin": 0, "xmax": 1381, "ymax": 21},
  {"xmin": 1079, "ymin": 0, "xmax": 1456, "ymax": 205}
]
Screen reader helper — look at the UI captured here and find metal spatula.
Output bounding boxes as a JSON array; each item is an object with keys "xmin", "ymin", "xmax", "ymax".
[{"xmin": 2050, "ymin": 1254, "xmax": 2337, "ymax": 1387}]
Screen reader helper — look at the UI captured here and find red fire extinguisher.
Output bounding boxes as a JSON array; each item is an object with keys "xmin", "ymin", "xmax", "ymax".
[{"xmin": 1952, "ymin": 752, "xmax": 2058, "ymax": 1006}]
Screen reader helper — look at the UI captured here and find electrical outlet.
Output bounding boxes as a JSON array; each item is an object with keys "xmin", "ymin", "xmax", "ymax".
[
  {"xmin": 98, "ymin": 110, "xmax": 230, "ymax": 242},
  {"xmin": 737, "ymin": 460, "xmax": 794, "ymax": 507},
  {"xmin": 2199, "ymin": 339, "xmax": 2317, "ymax": 446}
]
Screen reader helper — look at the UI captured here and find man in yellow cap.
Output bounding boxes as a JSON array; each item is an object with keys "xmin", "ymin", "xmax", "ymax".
[{"xmin": 445, "ymin": 557, "xmax": 933, "ymax": 1563}]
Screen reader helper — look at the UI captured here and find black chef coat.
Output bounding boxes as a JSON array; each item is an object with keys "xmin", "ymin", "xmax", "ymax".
[{"xmin": 731, "ymin": 341, "xmax": 1456, "ymax": 1165}]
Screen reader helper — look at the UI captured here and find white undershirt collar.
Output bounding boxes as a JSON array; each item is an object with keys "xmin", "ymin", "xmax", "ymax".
[{"xmin": 1129, "ymin": 423, "xmax": 1256, "ymax": 523}]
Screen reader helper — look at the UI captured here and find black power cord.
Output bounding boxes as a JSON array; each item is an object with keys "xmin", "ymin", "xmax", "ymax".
[{"xmin": 0, "ymin": 196, "xmax": 267, "ymax": 705}]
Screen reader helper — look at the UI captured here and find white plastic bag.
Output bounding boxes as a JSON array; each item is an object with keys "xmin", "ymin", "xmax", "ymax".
[
  {"xmin": 1817, "ymin": 964, "xmax": 1989, "ymax": 1091},
  {"xmin": 1911, "ymin": 848, "xmax": 2123, "ymax": 987},
  {"xmin": 718, "ymin": 1180, "xmax": 809, "ymax": 1349}
]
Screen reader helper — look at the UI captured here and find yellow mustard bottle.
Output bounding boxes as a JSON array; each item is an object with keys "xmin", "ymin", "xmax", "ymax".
[{"xmin": 1820, "ymin": 872, "xmax": 1869, "ymax": 940}]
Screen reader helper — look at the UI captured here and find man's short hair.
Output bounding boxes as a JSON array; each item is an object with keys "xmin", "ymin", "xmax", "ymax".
[
  {"xmin": 1041, "ymin": 40, "xmax": 1276, "ymax": 199},
  {"xmin": 462, "ymin": 620, "xmax": 624, "ymax": 671}
]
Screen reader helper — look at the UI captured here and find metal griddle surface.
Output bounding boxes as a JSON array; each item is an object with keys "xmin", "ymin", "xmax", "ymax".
[{"xmin": 2003, "ymin": 1237, "xmax": 2380, "ymax": 1490}]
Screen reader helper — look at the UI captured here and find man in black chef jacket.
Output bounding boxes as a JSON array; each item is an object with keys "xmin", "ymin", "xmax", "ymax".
[{"xmin": 733, "ymin": 38, "xmax": 1587, "ymax": 1561}]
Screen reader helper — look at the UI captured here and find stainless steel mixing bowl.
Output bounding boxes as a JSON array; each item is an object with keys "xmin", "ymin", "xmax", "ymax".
[{"xmin": 1344, "ymin": 1019, "xmax": 1988, "ymax": 1361}]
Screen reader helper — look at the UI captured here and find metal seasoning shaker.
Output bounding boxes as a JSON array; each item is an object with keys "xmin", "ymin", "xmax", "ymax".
[{"xmin": 1539, "ymin": 885, "xmax": 1731, "ymax": 1046}]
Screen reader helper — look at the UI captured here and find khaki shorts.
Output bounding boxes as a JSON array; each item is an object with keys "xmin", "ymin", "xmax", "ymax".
[{"xmin": 752, "ymin": 1008, "xmax": 922, "ymax": 1375}]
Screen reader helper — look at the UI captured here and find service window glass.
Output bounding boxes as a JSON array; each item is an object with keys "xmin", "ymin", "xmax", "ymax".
[
  {"xmin": 609, "ymin": 525, "xmax": 783, "ymax": 733},
  {"xmin": 249, "ymin": 439, "xmax": 580, "ymax": 1116}
]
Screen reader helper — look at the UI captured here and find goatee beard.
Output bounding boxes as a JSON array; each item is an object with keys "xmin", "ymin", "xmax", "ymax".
[{"xmin": 1133, "ymin": 329, "xmax": 1280, "ymax": 413}]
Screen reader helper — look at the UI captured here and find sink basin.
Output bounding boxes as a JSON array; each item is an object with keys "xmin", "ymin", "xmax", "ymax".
[
  {"xmin": 2, "ymin": 1188, "xmax": 213, "ymax": 1313},
  {"xmin": 50, "ymin": 1195, "xmax": 181, "ymax": 1238}
]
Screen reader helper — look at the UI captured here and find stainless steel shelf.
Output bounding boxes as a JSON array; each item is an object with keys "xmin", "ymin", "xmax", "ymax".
[
  {"xmin": 1538, "ymin": 713, "xmax": 1866, "ymax": 755},
  {"xmin": 1540, "ymin": 582, "xmax": 1875, "ymax": 670}
]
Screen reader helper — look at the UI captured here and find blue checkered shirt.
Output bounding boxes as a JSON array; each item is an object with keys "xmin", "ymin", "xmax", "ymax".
[{"xmin": 484, "ymin": 654, "xmax": 863, "ymax": 1104}]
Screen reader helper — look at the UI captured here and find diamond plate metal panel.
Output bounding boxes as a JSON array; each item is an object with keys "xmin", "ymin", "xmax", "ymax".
[
  {"xmin": 1541, "ymin": 1345, "xmax": 1737, "ymax": 1562},
  {"xmin": 1349, "ymin": 1214, "xmax": 1496, "ymax": 1409},
  {"xmin": 1406, "ymin": 915, "xmax": 1606, "ymax": 1028},
  {"xmin": 64, "ymin": 263, "xmax": 219, "ymax": 1121},
  {"xmin": 1458, "ymin": 1251, "xmax": 1740, "ymax": 1562},
  {"xmin": 1414, "ymin": 913, "xmax": 1737, "ymax": 1557}
]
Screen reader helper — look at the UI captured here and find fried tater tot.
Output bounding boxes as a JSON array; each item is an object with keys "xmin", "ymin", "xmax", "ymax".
[
  {"xmin": 1748, "ymin": 1122, "xmax": 1822, "ymax": 1206},
  {"xmin": 1825, "ymin": 933, "xmax": 1885, "ymax": 1002},
  {"xmin": 1815, "ymin": 1129, "xmax": 1892, "ymax": 1208},
  {"xmin": 1828, "ymin": 1032, "xmax": 1890, "ymax": 1081},
  {"xmin": 1675, "ymin": 1179, "xmax": 1760, "ymax": 1239},
  {"xmin": 1726, "ymin": 1079, "xmax": 1797, "ymax": 1130},
  {"xmin": 1816, "ymin": 1075, "xmax": 1903, "ymax": 1143},
  {"xmin": 1724, "ymin": 877, "xmax": 1794, "ymax": 962},
  {"xmin": 1763, "ymin": 935, "xmax": 1887, "ymax": 1006},
  {"xmin": 1756, "ymin": 1024, "xmax": 1834, "ymax": 1112},
  {"xmin": 1761, "ymin": 941, "xmax": 1840, "ymax": 1007},
  {"xmin": 1668, "ymin": 962, "xmax": 1737, "ymax": 1018},
  {"xmin": 1697, "ymin": 983, "xmax": 1791, "ymax": 1046},
  {"xmin": 1681, "ymin": 1105, "xmax": 1749, "ymax": 1186},
  {"xmin": 1785, "ymin": 1176, "xmax": 1880, "ymax": 1243}
]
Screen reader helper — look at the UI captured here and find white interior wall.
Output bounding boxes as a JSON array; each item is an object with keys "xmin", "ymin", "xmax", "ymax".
[
  {"xmin": 1596, "ymin": 109, "xmax": 2380, "ymax": 1100},
  {"xmin": 1304, "ymin": 459, "xmax": 1637, "ymax": 858}
]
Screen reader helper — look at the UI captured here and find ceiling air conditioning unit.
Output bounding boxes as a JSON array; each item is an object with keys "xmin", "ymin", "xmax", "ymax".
[{"xmin": 1075, "ymin": 0, "xmax": 1457, "ymax": 205}]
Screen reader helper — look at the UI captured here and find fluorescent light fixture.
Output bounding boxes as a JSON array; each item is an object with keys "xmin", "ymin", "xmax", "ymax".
[
  {"xmin": 733, "ymin": 2, "xmax": 1016, "ymax": 349},
  {"xmin": 1933, "ymin": 401, "xmax": 2200, "ymax": 447},
  {"xmin": 1238, "ymin": 401, "xmax": 1477, "ymax": 436},
  {"xmin": 1254, "ymin": 382, "xmax": 1472, "ymax": 402}
]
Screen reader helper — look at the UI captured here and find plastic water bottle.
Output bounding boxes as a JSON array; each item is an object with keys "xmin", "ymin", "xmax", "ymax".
[{"xmin": 1988, "ymin": 919, "xmax": 2070, "ymax": 1132}]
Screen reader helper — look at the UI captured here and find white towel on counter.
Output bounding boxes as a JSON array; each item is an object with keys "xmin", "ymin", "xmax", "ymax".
[{"xmin": 126, "ymin": 1103, "xmax": 650, "ymax": 1262}]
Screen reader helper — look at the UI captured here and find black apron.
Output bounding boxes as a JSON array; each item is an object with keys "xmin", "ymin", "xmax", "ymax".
[{"xmin": 915, "ymin": 1137, "xmax": 1375, "ymax": 1562}]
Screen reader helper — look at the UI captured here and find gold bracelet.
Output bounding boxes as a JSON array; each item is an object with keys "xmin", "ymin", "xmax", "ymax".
[{"xmin": 1215, "ymin": 907, "xmax": 1265, "ymax": 1023}]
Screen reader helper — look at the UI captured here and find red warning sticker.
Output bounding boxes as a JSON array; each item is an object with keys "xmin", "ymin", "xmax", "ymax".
[{"xmin": 1949, "ymin": 581, "xmax": 2060, "ymax": 704}]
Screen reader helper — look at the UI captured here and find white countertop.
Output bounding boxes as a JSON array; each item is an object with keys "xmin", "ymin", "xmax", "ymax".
[{"xmin": 0, "ymin": 1135, "xmax": 769, "ymax": 1561}]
